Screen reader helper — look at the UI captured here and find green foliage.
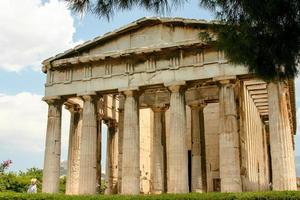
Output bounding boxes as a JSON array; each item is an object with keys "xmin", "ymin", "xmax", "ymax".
[
  {"xmin": 99, "ymin": 180, "xmax": 106, "ymax": 194},
  {"xmin": 0, "ymin": 191, "xmax": 300, "ymax": 200},
  {"xmin": 0, "ymin": 167, "xmax": 43, "ymax": 193},
  {"xmin": 0, "ymin": 172, "xmax": 30, "ymax": 193},
  {"xmin": 200, "ymin": 0, "xmax": 300, "ymax": 81},
  {"xmin": 64, "ymin": 0, "xmax": 188, "ymax": 20},
  {"xmin": 18, "ymin": 167, "xmax": 43, "ymax": 193},
  {"xmin": 0, "ymin": 167, "xmax": 67, "ymax": 194},
  {"xmin": 59, "ymin": 176, "xmax": 66, "ymax": 194}
]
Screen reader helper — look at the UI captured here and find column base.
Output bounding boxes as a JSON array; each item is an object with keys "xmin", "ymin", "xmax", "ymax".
[
  {"xmin": 221, "ymin": 177, "xmax": 242, "ymax": 192},
  {"xmin": 192, "ymin": 189, "xmax": 203, "ymax": 193},
  {"xmin": 152, "ymin": 191, "xmax": 163, "ymax": 194}
]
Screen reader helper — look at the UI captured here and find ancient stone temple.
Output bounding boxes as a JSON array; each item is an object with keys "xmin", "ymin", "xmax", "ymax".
[{"xmin": 41, "ymin": 17, "xmax": 297, "ymax": 195}]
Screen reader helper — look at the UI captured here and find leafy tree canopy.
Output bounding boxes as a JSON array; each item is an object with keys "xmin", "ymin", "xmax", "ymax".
[
  {"xmin": 65, "ymin": 0, "xmax": 187, "ymax": 19},
  {"xmin": 201, "ymin": 0, "xmax": 300, "ymax": 81},
  {"xmin": 65, "ymin": 0, "xmax": 300, "ymax": 81}
]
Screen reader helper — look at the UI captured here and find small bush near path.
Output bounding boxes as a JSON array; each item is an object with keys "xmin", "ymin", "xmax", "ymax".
[{"xmin": 0, "ymin": 191, "xmax": 300, "ymax": 200}]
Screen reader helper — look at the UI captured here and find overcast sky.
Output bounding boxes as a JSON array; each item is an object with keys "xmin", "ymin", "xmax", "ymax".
[{"xmin": 0, "ymin": 0, "xmax": 299, "ymax": 172}]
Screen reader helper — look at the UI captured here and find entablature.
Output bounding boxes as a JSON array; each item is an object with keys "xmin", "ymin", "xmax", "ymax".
[{"xmin": 44, "ymin": 46, "xmax": 248, "ymax": 98}]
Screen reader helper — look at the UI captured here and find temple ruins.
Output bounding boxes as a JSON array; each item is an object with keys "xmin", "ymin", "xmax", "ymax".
[{"xmin": 41, "ymin": 17, "xmax": 297, "ymax": 194}]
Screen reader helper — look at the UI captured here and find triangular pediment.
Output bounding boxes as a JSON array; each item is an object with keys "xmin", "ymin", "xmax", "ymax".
[{"xmin": 43, "ymin": 17, "xmax": 214, "ymax": 65}]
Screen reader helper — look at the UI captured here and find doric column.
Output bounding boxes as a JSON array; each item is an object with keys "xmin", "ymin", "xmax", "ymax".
[
  {"xmin": 66, "ymin": 104, "xmax": 82, "ymax": 195},
  {"xmin": 218, "ymin": 80, "xmax": 242, "ymax": 192},
  {"xmin": 78, "ymin": 94, "xmax": 98, "ymax": 194},
  {"xmin": 190, "ymin": 102, "xmax": 206, "ymax": 193},
  {"xmin": 105, "ymin": 120, "xmax": 116, "ymax": 194},
  {"xmin": 42, "ymin": 97, "xmax": 63, "ymax": 193},
  {"xmin": 167, "ymin": 84, "xmax": 188, "ymax": 193},
  {"xmin": 267, "ymin": 82, "xmax": 297, "ymax": 190},
  {"xmin": 151, "ymin": 106, "xmax": 167, "ymax": 194},
  {"xmin": 117, "ymin": 94, "xmax": 125, "ymax": 194},
  {"xmin": 96, "ymin": 114, "xmax": 102, "ymax": 193},
  {"xmin": 121, "ymin": 90, "xmax": 140, "ymax": 194}
]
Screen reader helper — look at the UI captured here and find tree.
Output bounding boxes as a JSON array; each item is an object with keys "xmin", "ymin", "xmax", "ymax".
[
  {"xmin": 200, "ymin": 0, "xmax": 300, "ymax": 81},
  {"xmin": 65, "ymin": 0, "xmax": 186, "ymax": 19},
  {"xmin": 65, "ymin": 0, "xmax": 300, "ymax": 81}
]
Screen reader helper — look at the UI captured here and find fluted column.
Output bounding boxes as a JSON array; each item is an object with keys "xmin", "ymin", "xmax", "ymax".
[
  {"xmin": 268, "ymin": 82, "xmax": 297, "ymax": 190},
  {"xmin": 117, "ymin": 94, "xmax": 125, "ymax": 194},
  {"xmin": 121, "ymin": 90, "xmax": 140, "ymax": 194},
  {"xmin": 42, "ymin": 97, "xmax": 63, "ymax": 193},
  {"xmin": 66, "ymin": 104, "xmax": 82, "ymax": 195},
  {"xmin": 96, "ymin": 113, "xmax": 102, "ymax": 192},
  {"xmin": 167, "ymin": 84, "xmax": 188, "ymax": 193},
  {"xmin": 151, "ymin": 106, "xmax": 167, "ymax": 194},
  {"xmin": 190, "ymin": 102, "xmax": 206, "ymax": 193},
  {"xmin": 105, "ymin": 120, "xmax": 116, "ymax": 194},
  {"xmin": 218, "ymin": 80, "xmax": 242, "ymax": 192},
  {"xmin": 78, "ymin": 94, "xmax": 98, "ymax": 194}
]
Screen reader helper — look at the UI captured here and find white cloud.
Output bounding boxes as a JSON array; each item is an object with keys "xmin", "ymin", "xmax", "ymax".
[
  {"xmin": 0, "ymin": 92, "xmax": 70, "ymax": 171},
  {"xmin": 0, "ymin": 0, "xmax": 77, "ymax": 71},
  {"xmin": 0, "ymin": 92, "xmax": 108, "ymax": 172}
]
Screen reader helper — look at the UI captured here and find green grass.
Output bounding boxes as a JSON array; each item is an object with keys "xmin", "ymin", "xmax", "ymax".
[{"xmin": 0, "ymin": 191, "xmax": 300, "ymax": 200}]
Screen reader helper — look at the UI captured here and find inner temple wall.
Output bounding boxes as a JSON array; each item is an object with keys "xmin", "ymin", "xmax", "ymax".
[
  {"xmin": 139, "ymin": 108, "xmax": 153, "ymax": 194},
  {"xmin": 203, "ymin": 103, "xmax": 220, "ymax": 192}
]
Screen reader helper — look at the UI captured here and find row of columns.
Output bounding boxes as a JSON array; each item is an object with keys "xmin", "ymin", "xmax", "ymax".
[{"xmin": 42, "ymin": 80, "xmax": 297, "ymax": 194}]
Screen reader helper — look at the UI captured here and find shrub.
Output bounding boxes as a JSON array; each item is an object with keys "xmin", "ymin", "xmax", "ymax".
[
  {"xmin": 0, "ymin": 168, "xmax": 42, "ymax": 193},
  {"xmin": 0, "ymin": 191, "xmax": 300, "ymax": 200},
  {"xmin": 0, "ymin": 167, "xmax": 67, "ymax": 194},
  {"xmin": 59, "ymin": 176, "xmax": 66, "ymax": 194}
]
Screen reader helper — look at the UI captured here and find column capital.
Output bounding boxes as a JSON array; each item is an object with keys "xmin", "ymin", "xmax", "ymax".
[
  {"xmin": 104, "ymin": 119, "xmax": 117, "ymax": 129},
  {"xmin": 151, "ymin": 104, "xmax": 169, "ymax": 113},
  {"xmin": 77, "ymin": 91, "xmax": 97, "ymax": 101},
  {"xmin": 79, "ymin": 95, "xmax": 98, "ymax": 102},
  {"xmin": 43, "ymin": 96, "xmax": 64, "ymax": 105},
  {"xmin": 81, "ymin": 95, "xmax": 94, "ymax": 101},
  {"xmin": 165, "ymin": 81, "xmax": 186, "ymax": 93},
  {"xmin": 121, "ymin": 90, "xmax": 139, "ymax": 97},
  {"xmin": 267, "ymin": 81, "xmax": 288, "ymax": 94},
  {"xmin": 189, "ymin": 100, "xmax": 207, "ymax": 109},
  {"xmin": 64, "ymin": 102, "xmax": 81, "ymax": 113},
  {"xmin": 97, "ymin": 113, "xmax": 103, "ymax": 121},
  {"xmin": 117, "ymin": 93, "xmax": 125, "ymax": 112},
  {"xmin": 119, "ymin": 87, "xmax": 139, "ymax": 97},
  {"xmin": 213, "ymin": 76, "xmax": 237, "ymax": 87}
]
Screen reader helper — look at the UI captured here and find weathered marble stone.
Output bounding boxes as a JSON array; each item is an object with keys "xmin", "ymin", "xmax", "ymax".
[
  {"xmin": 151, "ymin": 106, "xmax": 167, "ymax": 194},
  {"xmin": 268, "ymin": 82, "xmax": 297, "ymax": 191},
  {"xmin": 121, "ymin": 90, "xmax": 140, "ymax": 194},
  {"xmin": 218, "ymin": 80, "xmax": 242, "ymax": 192},
  {"xmin": 42, "ymin": 98, "xmax": 63, "ymax": 193},
  {"xmin": 117, "ymin": 95, "xmax": 125, "ymax": 193},
  {"xmin": 78, "ymin": 95, "xmax": 98, "ymax": 194},
  {"xmin": 190, "ymin": 103, "xmax": 206, "ymax": 193},
  {"xmin": 167, "ymin": 84, "xmax": 189, "ymax": 193},
  {"xmin": 66, "ymin": 105, "xmax": 82, "ymax": 195}
]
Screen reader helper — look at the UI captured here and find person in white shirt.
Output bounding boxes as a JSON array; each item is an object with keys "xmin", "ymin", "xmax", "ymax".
[{"xmin": 27, "ymin": 178, "xmax": 37, "ymax": 193}]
